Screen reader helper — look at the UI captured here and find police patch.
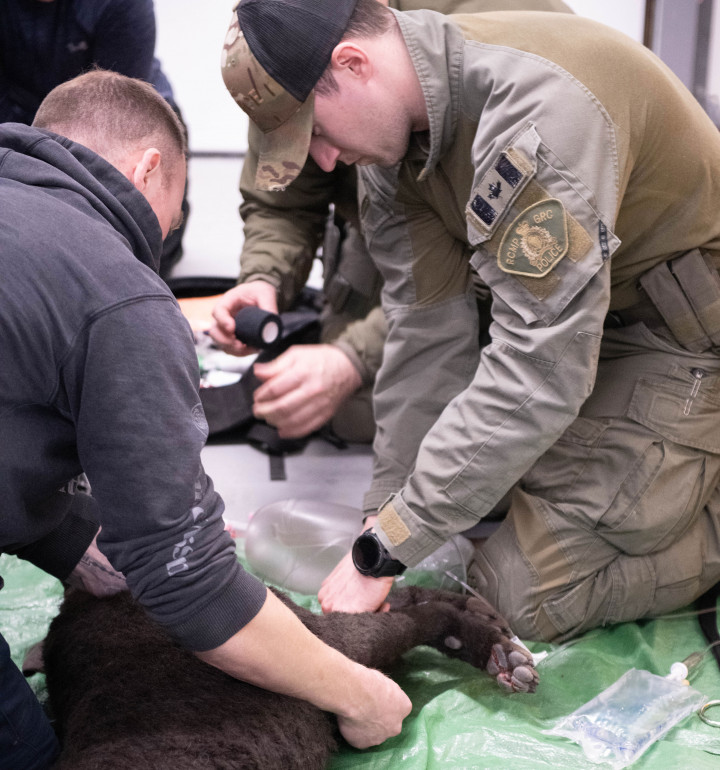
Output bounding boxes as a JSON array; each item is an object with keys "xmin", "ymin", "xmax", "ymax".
[{"xmin": 498, "ymin": 199, "xmax": 568, "ymax": 277}]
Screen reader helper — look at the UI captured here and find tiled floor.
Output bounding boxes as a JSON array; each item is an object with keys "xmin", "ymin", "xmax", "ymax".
[{"xmin": 169, "ymin": 155, "xmax": 374, "ymax": 532}]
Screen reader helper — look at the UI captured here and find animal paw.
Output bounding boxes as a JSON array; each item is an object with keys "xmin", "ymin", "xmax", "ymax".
[{"xmin": 486, "ymin": 641, "xmax": 539, "ymax": 693}]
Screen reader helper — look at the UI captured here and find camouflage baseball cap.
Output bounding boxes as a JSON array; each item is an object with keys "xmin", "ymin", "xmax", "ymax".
[{"xmin": 221, "ymin": 0, "xmax": 358, "ymax": 191}]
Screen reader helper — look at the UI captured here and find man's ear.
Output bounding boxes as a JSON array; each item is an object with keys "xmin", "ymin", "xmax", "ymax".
[
  {"xmin": 331, "ymin": 41, "xmax": 372, "ymax": 83},
  {"xmin": 130, "ymin": 148, "xmax": 162, "ymax": 193}
]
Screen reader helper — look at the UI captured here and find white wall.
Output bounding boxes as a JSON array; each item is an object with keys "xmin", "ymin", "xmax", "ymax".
[
  {"xmin": 155, "ymin": 0, "xmax": 249, "ymax": 154},
  {"xmin": 708, "ymin": 0, "xmax": 720, "ymax": 123},
  {"xmin": 563, "ymin": 0, "xmax": 645, "ymax": 42},
  {"xmin": 154, "ymin": 0, "xmax": 648, "ymax": 154}
]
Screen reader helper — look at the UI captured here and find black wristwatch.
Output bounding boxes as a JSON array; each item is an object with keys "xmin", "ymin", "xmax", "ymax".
[{"xmin": 352, "ymin": 530, "xmax": 406, "ymax": 578}]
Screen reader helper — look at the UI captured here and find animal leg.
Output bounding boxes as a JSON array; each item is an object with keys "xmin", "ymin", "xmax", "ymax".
[{"xmin": 386, "ymin": 586, "xmax": 539, "ymax": 693}]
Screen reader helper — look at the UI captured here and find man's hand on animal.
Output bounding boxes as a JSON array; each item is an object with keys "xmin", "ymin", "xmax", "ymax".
[
  {"xmin": 195, "ymin": 587, "xmax": 411, "ymax": 751},
  {"xmin": 319, "ymin": 517, "xmax": 395, "ymax": 614},
  {"xmin": 65, "ymin": 533, "xmax": 127, "ymax": 598},
  {"xmin": 43, "ymin": 585, "xmax": 538, "ymax": 768},
  {"xmin": 209, "ymin": 280, "xmax": 279, "ymax": 356},
  {"xmin": 335, "ymin": 667, "xmax": 412, "ymax": 748},
  {"xmin": 252, "ymin": 344, "xmax": 363, "ymax": 438}
]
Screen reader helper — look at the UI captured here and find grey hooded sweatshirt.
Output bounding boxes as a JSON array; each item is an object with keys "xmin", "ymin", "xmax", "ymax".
[{"xmin": 0, "ymin": 124, "xmax": 266, "ymax": 651}]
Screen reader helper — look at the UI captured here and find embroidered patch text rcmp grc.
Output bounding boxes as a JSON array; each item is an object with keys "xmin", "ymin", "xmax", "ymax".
[{"xmin": 498, "ymin": 199, "xmax": 568, "ymax": 277}]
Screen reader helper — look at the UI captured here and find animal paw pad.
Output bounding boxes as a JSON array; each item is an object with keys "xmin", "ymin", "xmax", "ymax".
[{"xmin": 487, "ymin": 643, "xmax": 539, "ymax": 693}]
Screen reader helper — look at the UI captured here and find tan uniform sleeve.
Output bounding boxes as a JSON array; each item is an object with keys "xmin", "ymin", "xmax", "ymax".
[
  {"xmin": 330, "ymin": 305, "xmax": 388, "ymax": 385},
  {"xmin": 239, "ymin": 123, "xmax": 334, "ymax": 311}
]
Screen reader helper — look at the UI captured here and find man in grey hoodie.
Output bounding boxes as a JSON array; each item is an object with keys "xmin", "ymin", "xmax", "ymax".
[{"xmin": 0, "ymin": 70, "xmax": 410, "ymax": 770}]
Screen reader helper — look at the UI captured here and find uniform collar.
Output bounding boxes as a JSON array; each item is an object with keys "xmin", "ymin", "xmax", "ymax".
[{"xmin": 393, "ymin": 8, "xmax": 466, "ymax": 180}]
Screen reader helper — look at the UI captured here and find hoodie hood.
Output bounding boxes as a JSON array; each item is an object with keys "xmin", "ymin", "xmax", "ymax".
[{"xmin": 0, "ymin": 123, "xmax": 163, "ymax": 271}]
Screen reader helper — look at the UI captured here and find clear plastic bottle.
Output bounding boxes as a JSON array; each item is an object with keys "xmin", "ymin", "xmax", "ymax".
[
  {"xmin": 244, "ymin": 498, "xmax": 361, "ymax": 595},
  {"xmin": 243, "ymin": 498, "xmax": 476, "ymax": 595}
]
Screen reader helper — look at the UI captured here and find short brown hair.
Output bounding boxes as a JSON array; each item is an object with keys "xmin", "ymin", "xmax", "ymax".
[
  {"xmin": 33, "ymin": 69, "xmax": 188, "ymax": 173},
  {"xmin": 315, "ymin": 0, "xmax": 395, "ymax": 96}
]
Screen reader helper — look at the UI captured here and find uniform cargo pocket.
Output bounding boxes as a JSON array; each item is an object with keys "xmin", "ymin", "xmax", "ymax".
[
  {"xmin": 628, "ymin": 363, "xmax": 720, "ymax": 454},
  {"xmin": 524, "ymin": 414, "xmax": 711, "ymax": 556}
]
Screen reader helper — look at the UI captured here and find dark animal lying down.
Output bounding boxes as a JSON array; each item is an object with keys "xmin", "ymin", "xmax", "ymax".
[{"xmin": 43, "ymin": 585, "xmax": 539, "ymax": 770}]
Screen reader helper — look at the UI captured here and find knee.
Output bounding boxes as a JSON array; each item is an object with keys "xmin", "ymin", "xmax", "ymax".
[
  {"xmin": 467, "ymin": 551, "xmax": 558, "ymax": 642},
  {"xmin": 330, "ymin": 386, "xmax": 375, "ymax": 443}
]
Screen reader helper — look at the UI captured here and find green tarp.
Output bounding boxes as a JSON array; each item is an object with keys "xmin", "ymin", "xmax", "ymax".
[{"xmin": 3, "ymin": 550, "xmax": 720, "ymax": 769}]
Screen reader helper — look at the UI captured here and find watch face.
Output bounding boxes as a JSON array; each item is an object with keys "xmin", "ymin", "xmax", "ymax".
[
  {"xmin": 352, "ymin": 533, "xmax": 381, "ymax": 573},
  {"xmin": 352, "ymin": 531, "xmax": 406, "ymax": 577}
]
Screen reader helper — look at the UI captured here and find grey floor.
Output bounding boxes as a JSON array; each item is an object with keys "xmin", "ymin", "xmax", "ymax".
[{"xmin": 168, "ymin": 155, "xmax": 373, "ymax": 533}]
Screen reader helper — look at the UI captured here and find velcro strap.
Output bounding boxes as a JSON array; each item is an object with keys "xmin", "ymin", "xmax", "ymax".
[{"xmin": 671, "ymin": 249, "xmax": 720, "ymax": 347}]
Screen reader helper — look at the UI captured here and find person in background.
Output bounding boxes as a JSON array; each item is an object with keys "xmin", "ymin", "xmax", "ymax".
[
  {"xmin": 0, "ymin": 70, "xmax": 411, "ymax": 770},
  {"xmin": 209, "ymin": 0, "xmax": 573, "ymax": 443},
  {"xmin": 0, "ymin": 0, "xmax": 188, "ymax": 278}
]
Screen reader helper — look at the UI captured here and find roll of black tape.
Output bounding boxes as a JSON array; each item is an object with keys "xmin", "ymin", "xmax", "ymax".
[{"xmin": 234, "ymin": 306, "xmax": 283, "ymax": 349}]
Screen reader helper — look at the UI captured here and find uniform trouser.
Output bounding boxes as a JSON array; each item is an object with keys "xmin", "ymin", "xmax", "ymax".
[
  {"xmin": 330, "ymin": 383, "xmax": 375, "ymax": 444},
  {"xmin": 0, "ymin": 635, "xmax": 59, "ymax": 770},
  {"xmin": 469, "ymin": 323, "xmax": 720, "ymax": 642}
]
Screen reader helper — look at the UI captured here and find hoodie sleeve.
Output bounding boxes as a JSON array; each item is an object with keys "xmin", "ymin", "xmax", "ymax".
[{"xmin": 60, "ymin": 293, "xmax": 267, "ymax": 651}]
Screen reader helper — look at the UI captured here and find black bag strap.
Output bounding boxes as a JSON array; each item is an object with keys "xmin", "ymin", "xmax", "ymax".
[{"xmin": 696, "ymin": 582, "xmax": 720, "ymax": 672}]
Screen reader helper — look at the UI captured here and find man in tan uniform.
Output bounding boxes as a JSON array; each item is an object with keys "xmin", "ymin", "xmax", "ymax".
[
  {"xmin": 222, "ymin": 0, "xmax": 720, "ymax": 641},
  {"xmin": 210, "ymin": 0, "xmax": 573, "ymax": 443}
]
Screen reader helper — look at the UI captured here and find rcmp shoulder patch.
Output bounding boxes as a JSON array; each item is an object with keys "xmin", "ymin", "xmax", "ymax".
[{"xmin": 498, "ymin": 199, "xmax": 568, "ymax": 277}]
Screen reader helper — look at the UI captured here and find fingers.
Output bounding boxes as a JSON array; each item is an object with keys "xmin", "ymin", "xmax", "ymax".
[
  {"xmin": 253, "ymin": 364, "xmax": 332, "ymax": 438},
  {"xmin": 336, "ymin": 669, "xmax": 412, "ymax": 748},
  {"xmin": 252, "ymin": 346, "xmax": 361, "ymax": 438},
  {"xmin": 208, "ymin": 281, "xmax": 278, "ymax": 356},
  {"xmin": 66, "ymin": 540, "xmax": 128, "ymax": 598},
  {"xmin": 254, "ymin": 394, "xmax": 332, "ymax": 438}
]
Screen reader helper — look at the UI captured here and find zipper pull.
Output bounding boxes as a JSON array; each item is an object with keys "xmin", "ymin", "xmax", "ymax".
[{"xmin": 684, "ymin": 368, "xmax": 705, "ymax": 415}]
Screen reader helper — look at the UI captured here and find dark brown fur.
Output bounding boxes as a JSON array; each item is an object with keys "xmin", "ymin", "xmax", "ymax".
[{"xmin": 43, "ymin": 586, "xmax": 537, "ymax": 770}]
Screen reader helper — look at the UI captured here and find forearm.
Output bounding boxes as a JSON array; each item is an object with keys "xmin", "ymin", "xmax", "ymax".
[
  {"xmin": 376, "ymin": 278, "xmax": 609, "ymax": 567},
  {"xmin": 195, "ymin": 589, "xmax": 410, "ymax": 747},
  {"xmin": 70, "ymin": 299, "xmax": 268, "ymax": 648},
  {"xmin": 197, "ymin": 591, "xmax": 359, "ymax": 707},
  {"xmin": 364, "ymin": 290, "xmax": 482, "ymax": 512},
  {"xmin": 238, "ymin": 224, "xmax": 317, "ymax": 311}
]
